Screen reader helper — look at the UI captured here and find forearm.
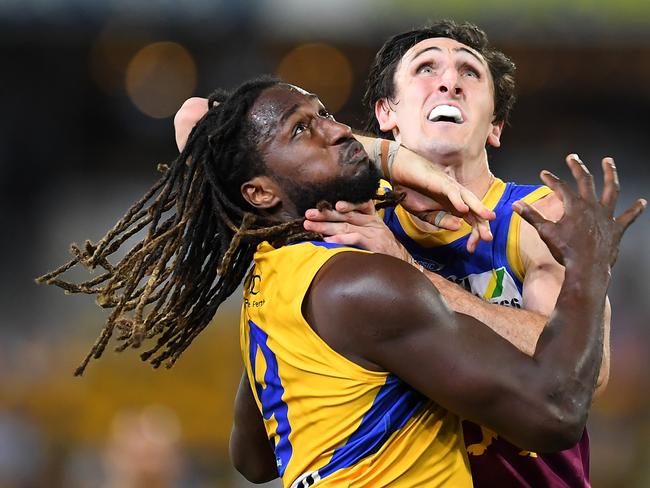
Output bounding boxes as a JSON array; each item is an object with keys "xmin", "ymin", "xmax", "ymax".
[
  {"xmin": 425, "ymin": 260, "xmax": 609, "ymax": 434},
  {"xmin": 440, "ymin": 261, "xmax": 607, "ymax": 449},
  {"xmin": 531, "ymin": 261, "xmax": 609, "ymax": 428},
  {"xmin": 355, "ymin": 134, "xmax": 444, "ymax": 184},
  {"xmin": 355, "ymin": 134, "xmax": 389, "ymax": 176},
  {"xmin": 429, "ymin": 265, "xmax": 607, "ymax": 370},
  {"xmin": 425, "ymin": 270, "xmax": 545, "ymax": 356},
  {"xmin": 425, "ymin": 268, "xmax": 610, "ymax": 402},
  {"xmin": 230, "ymin": 372, "xmax": 279, "ymax": 483}
]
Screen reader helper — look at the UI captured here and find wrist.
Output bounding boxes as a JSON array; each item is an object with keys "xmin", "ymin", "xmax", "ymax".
[
  {"xmin": 372, "ymin": 138, "xmax": 400, "ymax": 182},
  {"xmin": 564, "ymin": 257, "xmax": 610, "ymax": 281},
  {"xmin": 562, "ymin": 261, "xmax": 610, "ymax": 302}
]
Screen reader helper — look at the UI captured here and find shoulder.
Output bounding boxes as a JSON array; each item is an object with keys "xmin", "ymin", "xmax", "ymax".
[
  {"xmin": 309, "ymin": 251, "xmax": 440, "ymax": 323},
  {"xmin": 304, "ymin": 251, "xmax": 449, "ymax": 367}
]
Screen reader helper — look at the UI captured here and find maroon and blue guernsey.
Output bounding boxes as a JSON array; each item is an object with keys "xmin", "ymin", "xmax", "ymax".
[
  {"xmin": 463, "ymin": 421, "xmax": 589, "ymax": 487},
  {"xmin": 382, "ymin": 178, "xmax": 591, "ymax": 487}
]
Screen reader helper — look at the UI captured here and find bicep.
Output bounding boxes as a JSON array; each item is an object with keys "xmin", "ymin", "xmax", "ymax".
[{"xmin": 521, "ymin": 260, "xmax": 564, "ymax": 315}]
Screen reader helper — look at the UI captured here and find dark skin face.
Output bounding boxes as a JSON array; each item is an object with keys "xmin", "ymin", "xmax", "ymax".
[
  {"xmin": 241, "ymin": 84, "xmax": 379, "ymax": 220},
  {"xmin": 231, "ymin": 86, "xmax": 646, "ymax": 481}
]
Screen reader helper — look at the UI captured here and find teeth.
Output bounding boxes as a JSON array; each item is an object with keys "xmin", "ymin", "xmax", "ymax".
[{"xmin": 428, "ymin": 105, "xmax": 463, "ymax": 123}]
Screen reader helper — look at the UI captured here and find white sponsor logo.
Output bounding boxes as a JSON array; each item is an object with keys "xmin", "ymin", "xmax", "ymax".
[{"xmin": 290, "ymin": 470, "xmax": 321, "ymax": 488}]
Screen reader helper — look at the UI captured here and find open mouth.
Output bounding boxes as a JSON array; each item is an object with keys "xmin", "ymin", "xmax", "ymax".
[{"xmin": 427, "ymin": 105, "xmax": 464, "ymax": 124}]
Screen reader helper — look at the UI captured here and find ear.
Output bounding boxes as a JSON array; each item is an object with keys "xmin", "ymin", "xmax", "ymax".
[
  {"xmin": 375, "ymin": 98, "xmax": 398, "ymax": 133},
  {"xmin": 241, "ymin": 176, "xmax": 281, "ymax": 210},
  {"xmin": 487, "ymin": 120, "xmax": 504, "ymax": 148}
]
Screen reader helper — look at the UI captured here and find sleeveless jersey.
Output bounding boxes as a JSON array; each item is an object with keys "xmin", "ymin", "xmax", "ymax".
[
  {"xmin": 240, "ymin": 240, "xmax": 472, "ymax": 488},
  {"xmin": 383, "ymin": 178, "xmax": 591, "ymax": 488}
]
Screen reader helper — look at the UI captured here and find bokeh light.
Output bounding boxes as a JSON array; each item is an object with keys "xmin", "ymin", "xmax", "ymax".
[
  {"xmin": 90, "ymin": 20, "xmax": 153, "ymax": 95},
  {"xmin": 125, "ymin": 41, "xmax": 197, "ymax": 119},
  {"xmin": 276, "ymin": 43, "xmax": 353, "ymax": 113}
]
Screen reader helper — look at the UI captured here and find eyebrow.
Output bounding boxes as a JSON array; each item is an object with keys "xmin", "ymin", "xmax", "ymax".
[
  {"xmin": 278, "ymin": 94, "xmax": 320, "ymax": 126},
  {"xmin": 410, "ymin": 45, "xmax": 486, "ymax": 67},
  {"xmin": 454, "ymin": 47, "xmax": 485, "ymax": 66}
]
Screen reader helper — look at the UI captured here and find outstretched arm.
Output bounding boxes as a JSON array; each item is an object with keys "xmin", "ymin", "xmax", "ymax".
[
  {"xmin": 305, "ymin": 179, "xmax": 613, "ymax": 395},
  {"xmin": 304, "ymin": 157, "xmax": 644, "ymax": 452},
  {"xmin": 519, "ymin": 188, "xmax": 612, "ymax": 394}
]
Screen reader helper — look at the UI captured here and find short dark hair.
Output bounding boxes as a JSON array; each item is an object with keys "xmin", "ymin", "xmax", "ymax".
[{"xmin": 362, "ymin": 19, "xmax": 516, "ymax": 137}]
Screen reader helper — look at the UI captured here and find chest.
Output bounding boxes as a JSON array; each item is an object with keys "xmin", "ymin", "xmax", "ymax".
[{"xmin": 383, "ymin": 194, "xmax": 526, "ymax": 307}]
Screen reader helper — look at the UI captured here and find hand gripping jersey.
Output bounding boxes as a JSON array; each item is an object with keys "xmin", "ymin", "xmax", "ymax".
[
  {"xmin": 383, "ymin": 178, "xmax": 591, "ymax": 488},
  {"xmin": 240, "ymin": 241, "xmax": 472, "ymax": 488}
]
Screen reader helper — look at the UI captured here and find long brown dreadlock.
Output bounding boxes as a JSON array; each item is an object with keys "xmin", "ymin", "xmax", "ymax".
[{"xmin": 37, "ymin": 76, "xmax": 402, "ymax": 376}]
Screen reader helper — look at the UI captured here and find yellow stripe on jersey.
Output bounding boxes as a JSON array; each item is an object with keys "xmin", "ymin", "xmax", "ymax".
[
  {"xmin": 506, "ymin": 186, "xmax": 553, "ymax": 283},
  {"xmin": 375, "ymin": 179, "xmax": 392, "ymax": 220},
  {"xmin": 393, "ymin": 178, "xmax": 507, "ymax": 247}
]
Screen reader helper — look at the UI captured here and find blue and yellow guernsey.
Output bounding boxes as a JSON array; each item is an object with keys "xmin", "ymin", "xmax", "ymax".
[
  {"xmin": 240, "ymin": 241, "xmax": 472, "ymax": 488},
  {"xmin": 382, "ymin": 178, "xmax": 552, "ymax": 307}
]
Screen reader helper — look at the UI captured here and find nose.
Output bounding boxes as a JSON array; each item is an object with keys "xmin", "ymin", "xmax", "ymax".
[
  {"xmin": 437, "ymin": 67, "xmax": 462, "ymax": 97},
  {"xmin": 317, "ymin": 117, "xmax": 353, "ymax": 145}
]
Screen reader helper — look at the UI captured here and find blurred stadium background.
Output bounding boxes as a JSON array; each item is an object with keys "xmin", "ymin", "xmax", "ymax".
[{"xmin": 2, "ymin": 0, "xmax": 649, "ymax": 486}]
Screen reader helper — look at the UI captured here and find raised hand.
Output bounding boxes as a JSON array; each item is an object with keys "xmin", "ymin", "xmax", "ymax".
[
  {"xmin": 394, "ymin": 184, "xmax": 493, "ymax": 253},
  {"xmin": 513, "ymin": 154, "xmax": 646, "ymax": 269},
  {"xmin": 174, "ymin": 97, "xmax": 210, "ymax": 151},
  {"xmin": 304, "ymin": 200, "xmax": 413, "ymax": 261}
]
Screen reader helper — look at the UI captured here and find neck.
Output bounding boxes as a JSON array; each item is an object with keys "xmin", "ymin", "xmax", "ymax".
[
  {"xmin": 261, "ymin": 200, "xmax": 301, "ymax": 223},
  {"xmin": 422, "ymin": 148, "xmax": 495, "ymax": 200}
]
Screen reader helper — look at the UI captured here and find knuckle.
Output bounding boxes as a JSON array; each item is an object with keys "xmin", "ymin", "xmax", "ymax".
[
  {"xmin": 576, "ymin": 172, "xmax": 592, "ymax": 184},
  {"xmin": 519, "ymin": 206, "xmax": 532, "ymax": 217}
]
